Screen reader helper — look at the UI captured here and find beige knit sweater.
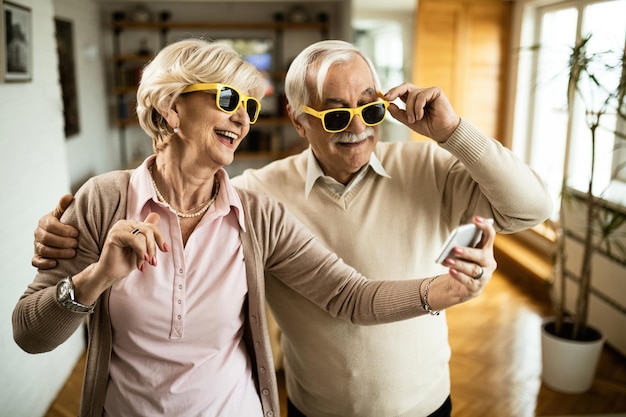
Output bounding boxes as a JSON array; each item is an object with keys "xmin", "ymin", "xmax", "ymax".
[{"xmin": 233, "ymin": 119, "xmax": 552, "ymax": 416}]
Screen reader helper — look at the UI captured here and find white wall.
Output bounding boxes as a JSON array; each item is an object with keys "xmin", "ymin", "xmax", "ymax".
[
  {"xmin": 54, "ymin": 0, "xmax": 118, "ymax": 191},
  {"xmin": 0, "ymin": 0, "xmax": 88, "ymax": 415}
]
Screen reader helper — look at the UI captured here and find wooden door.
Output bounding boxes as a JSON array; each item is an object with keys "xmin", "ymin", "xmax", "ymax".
[{"xmin": 412, "ymin": 0, "xmax": 512, "ymax": 141}]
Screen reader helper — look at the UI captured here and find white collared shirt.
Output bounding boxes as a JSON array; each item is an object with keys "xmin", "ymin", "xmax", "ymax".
[{"xmin": 304, "ymin": 147, "xmax": 391, "ymax": 198}]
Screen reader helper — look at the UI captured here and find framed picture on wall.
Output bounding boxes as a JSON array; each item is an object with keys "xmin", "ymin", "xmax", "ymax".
[
  {"xmin": 55, "ymin": 18, "xmax": 80, "ymax": 137},
  {"xmin": 0, "ymin": 1, "xmax": 3, "ymax": 82},
  {"xmin": 3, "ymin": 1, "xmax": 31, "ymax": 82}
]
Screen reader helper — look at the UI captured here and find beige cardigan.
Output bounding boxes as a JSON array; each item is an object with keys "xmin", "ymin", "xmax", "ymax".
[{"xmin": 13, "ymin": 169, "xmax": 426, "ymax": 417}]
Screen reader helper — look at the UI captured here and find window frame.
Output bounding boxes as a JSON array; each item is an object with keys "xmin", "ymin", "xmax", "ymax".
[{"xmin": 509, "ymin": 0, "xmax": 626, "ymax": 223}]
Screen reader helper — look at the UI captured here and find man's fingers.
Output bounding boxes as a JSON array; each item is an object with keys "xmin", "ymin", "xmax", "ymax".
[
  {"xmin": 31, "ymin": 254, "xmax": 58, "ymax": 270},
  {"xmin": 36, "ymin": 205, "xmax": 79, "ymax": 242},
  {"xmin": 35, "ymin": 225, "xmax": 78, "ymax": 248},
  {"xmin": 387, "ymin": 103, "xmax": 409, "ymax": 125},
  {"xmin": 52, "ymin": 194, "xmax": 74, "ymax": 219},
  {"xmin": 32, "ymin": 194, "xmax": 78, "ymax": 267},
  {"xmin": 36, "ymin": 244, "xmax": 77, "ymax": 260}
]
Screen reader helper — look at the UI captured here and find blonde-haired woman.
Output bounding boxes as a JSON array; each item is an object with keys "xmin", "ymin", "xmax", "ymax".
[{"xmin": 14, "ymin": 39, "xmax": 497, "ymax": 417}]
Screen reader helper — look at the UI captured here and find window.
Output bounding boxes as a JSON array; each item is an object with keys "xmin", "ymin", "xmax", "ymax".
[
  {"xmin": 354, "ymin": 19, "xmax": 409, "ymax": 142},
  {"xmin": 354, "ymin": 20, "xmax": 404, "ymax": 92},
  {"xmin": 513, "ymin": 0, "xmax": 626, "ymax": 218}
]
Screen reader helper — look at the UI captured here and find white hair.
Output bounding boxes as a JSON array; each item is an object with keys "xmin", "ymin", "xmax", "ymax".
[
  {"xmin": 136, "ymin": 38, "xmax": 265, "ymax": 151},
  {"xmin": 284, "ymin": 40, "xmax": 382, "ymax": 122}
]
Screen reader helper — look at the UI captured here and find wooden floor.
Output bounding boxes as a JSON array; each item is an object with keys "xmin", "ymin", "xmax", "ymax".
[{"xmin": 45, "ymin": 272, "xmax": 626, "ymax": 417}]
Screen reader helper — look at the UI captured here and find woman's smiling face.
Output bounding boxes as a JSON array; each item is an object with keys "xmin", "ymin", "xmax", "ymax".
[{"xmin": 173, "ymin": 88, "xmax": 253, "ymax": 168}]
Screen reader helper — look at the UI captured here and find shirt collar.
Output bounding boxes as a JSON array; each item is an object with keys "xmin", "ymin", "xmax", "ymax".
[
  {"xmin": 128, "ymin": 155, "xmax": 246, "ymax": 232},
  {"xmin": 304, "ymin": 146, "xmax": 391, "ymax": 198}
]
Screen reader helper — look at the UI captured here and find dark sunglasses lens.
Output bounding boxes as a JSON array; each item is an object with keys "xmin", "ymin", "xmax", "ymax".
[
  {"xmin": 246, "ymin": 100, "xmax": 259, "ymax": 122},
  {"xmin": 362, "ymin": 103, "xmax": 386, "ymax": 124},
  {"xmin": 324, "ymin": 110, "xmax": 351, "ymax": 131},
  {"xmin": 218, "ymin": 87, "xmax": 240, "ymax": 112}
]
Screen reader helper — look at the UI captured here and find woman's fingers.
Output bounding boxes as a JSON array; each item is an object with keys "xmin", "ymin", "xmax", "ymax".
[
  {"xmin": 124, "ymin": 213, "xmax": 169, "ymax": 271},
  {"xmin": 99, "ymin": 214, "xmax": 169, "ymax": 280}
]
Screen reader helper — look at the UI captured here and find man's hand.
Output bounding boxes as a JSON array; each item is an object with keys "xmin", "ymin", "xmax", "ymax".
[
  {"xmin": 32, "ymin": 194, "xmax": 79, "ymax": 270},
  {"xmin": 384, "ymin": 84, "xmax": 461, "ymax": 143}
]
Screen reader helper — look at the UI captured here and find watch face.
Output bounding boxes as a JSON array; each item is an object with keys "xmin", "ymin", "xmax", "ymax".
[{"xmin": 57, "ymin": 279, "xmax": 71, "ymax": 301}]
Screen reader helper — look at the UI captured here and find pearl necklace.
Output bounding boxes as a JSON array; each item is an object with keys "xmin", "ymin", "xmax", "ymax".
[{"xmin": 149, "ymin": 164, "xmax": 220, "ymax": 219}]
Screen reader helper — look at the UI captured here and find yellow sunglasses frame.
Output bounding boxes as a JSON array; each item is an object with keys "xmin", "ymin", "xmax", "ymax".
[
  {"xmin": 181, "ymin": 83, "xmax": 262, "ymax": 124},
  {"xmin": 300, "ymin": 94, "xmax": 390, "ymax": 133}
]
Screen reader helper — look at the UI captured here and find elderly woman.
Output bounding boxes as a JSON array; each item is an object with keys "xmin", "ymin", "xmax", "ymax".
[{"xmin": 14, "ymin": 39, "xmax": 497, "ymax": 417}]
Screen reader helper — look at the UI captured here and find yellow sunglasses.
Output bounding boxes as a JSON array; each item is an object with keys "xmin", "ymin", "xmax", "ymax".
[
  {"xmin": 181, "ymin": 83, "xmax": 261, "ymax": 124},
  {"xmin": 300, "ymin": 94, "xmax": 390, "ymax": 133}
]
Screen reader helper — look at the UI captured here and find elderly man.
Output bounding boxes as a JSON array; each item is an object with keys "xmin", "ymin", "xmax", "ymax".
[{"xmin": 33, "ymin": 40, "xmax": 551, "ymax": 417}]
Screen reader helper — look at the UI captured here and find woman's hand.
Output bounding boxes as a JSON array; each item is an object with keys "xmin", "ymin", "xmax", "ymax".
[
  {"xmin": 72, "ymin": 213, "xmax": 169, "ymax": 305},
  {"xmin": 425, "ymin": 216, "xmax": 497, "ymax": 310}
]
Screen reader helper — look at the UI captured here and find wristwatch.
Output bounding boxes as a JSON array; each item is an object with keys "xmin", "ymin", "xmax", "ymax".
[{"xmin": 56, "ymin": 276, "xmax": 95, "ymax": 313}]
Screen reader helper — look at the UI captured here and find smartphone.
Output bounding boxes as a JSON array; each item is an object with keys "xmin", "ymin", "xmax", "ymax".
[{"xmin": 435, "ymin": 219, "xmax": 493, "ymax": 264}]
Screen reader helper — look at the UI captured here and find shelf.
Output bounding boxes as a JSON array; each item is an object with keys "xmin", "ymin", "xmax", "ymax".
[
  {"xmin": 114, "ymin": 86, "xmax": 138, "ymax": 95},
  {"xmin": 115, "ymin": 116, "xmax": 292, "ymax": 129},
  {"xmin": 255, "ymin": 116, "xmax": 292, "ymax": 126},
  {"xmin": 116, "ymin": 117, "xmax": 139, "ymax": 128},
  {"xmin": 111, "ymin": 21, "xmax": 329, "ymax": 32},
  {"xmin": 113, "ymin": 54, "xmax": 154, "ymax": 64},
  {"xmin": 110, "ymin": 16, "xmax": 327, "ymax": 166}
]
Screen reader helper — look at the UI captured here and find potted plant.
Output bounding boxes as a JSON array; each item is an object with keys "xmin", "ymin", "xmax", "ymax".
[{"xmin": 541, "ymin": 34, "xmax": 626, "ymax": 393}]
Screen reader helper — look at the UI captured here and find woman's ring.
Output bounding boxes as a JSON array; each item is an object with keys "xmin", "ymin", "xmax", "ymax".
[
  {"xmin": 131, "ymin": 228, "xmax": 141, "ymax": 236},
  {"xmin": 473, "ymin": 266, "xmax": 484, "ymax": 280}
]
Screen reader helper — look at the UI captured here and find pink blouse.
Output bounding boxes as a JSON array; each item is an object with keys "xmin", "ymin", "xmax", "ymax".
[{"xmin": 104, "ymin": 157, "xmax": 263, "ymax": 416}]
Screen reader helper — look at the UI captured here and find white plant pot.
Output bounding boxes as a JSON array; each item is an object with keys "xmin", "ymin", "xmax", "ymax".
[{"xmin": 541, "ymin": 318, "xmax": 605, "ymax": 393}]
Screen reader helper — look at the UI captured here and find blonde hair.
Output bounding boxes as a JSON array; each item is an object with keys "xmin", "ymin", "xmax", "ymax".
[
  {"xmin": 285, "ymin": 40, "xmax": 381, "ymax": 122},
  {"xmin": 136, "ymin": 38, "xmax": 266, "ymax": 151}
]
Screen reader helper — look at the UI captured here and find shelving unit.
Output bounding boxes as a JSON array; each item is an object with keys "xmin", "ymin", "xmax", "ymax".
[{"xmin": 109, "ymin": 17, "xmax": 330, "ymax": 165}]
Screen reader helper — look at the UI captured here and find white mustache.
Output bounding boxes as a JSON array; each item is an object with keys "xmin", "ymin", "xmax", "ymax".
[{"xmin": 330, "ymin": 127, "xmax": 375, "ymax": 144}]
